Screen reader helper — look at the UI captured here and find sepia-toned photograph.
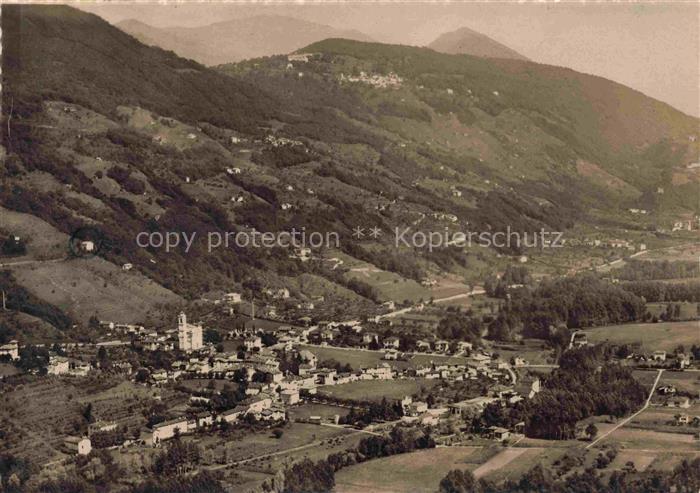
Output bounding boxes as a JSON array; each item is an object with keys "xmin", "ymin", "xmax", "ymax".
[{"xmin": 0, "ymin": 1, "xmax": 698, "ymax": 492}]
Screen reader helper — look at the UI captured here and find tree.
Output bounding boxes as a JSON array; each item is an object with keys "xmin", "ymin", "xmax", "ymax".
[
  {"xmin": 82, "ymin": 403, "xmax": 93, "ymax": 424},
  {"xmin": 585, "ymin": 423, "xmax": 598, "ymax": 441},
  {"xmin": 439, "ymin": 469, "xmax": 478, "ymax": 493}
]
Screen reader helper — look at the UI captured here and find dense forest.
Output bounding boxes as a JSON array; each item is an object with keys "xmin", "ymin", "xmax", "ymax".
[
  {"xmin": 610, "ymin": 259, "xmax": 699, "ymax": 281},
  {"xmin": 487, "ymin": 274, "xmax": 646, "ymax": 341},
  {"xmin": 470, "ymin": 346, "xmax": 647, "ymax": 440},
  {"xmin": 621, "ymin": 280, "xmax": 700, "ymax": 302}
]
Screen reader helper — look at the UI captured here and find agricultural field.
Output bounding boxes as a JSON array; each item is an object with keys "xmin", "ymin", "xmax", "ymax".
[
  {"xmin": 299, "ymin": 344, "xmax": 470, "ymax": 371},
  {"xmin": 488, "ymin": 339, "xmax": 554, "ymax": 366},
  {"xmin": 10, "ymin": 256, "xmax": 182, "ymax": 325},
  {"xmin": 646, "ymin": 302, "xmax": 698, "ymax": 320},
  {"xmin": 316, "ymin": 378, "xmax": 440, "ymax": 402},
  {"xmin": 334, "ymin": 446, "xmax": 484, "ymax": 493},
  {"xmin": 0, "ymin": 206, "xmax": 68, "ymax": 261},
  {"xmin": 333, "ymin": 444, "xmax": 572, "ymax": 493},
  {"xmin": 584, "ymin": 321, "xmax": 700, "ymax": 353},
  {"xmin": 599, "ymin": 426, "xmax": 698, "ymax": 451},
  {"xmin": 655, "ymin": 371, "xmax": 700, "ymax": 395},
  {"xmin": 288, "ymin": 403, "xmax": 351, "ymax": 421},
  {"xmin": 642, "ymin": 243, "xmax": 700, "ymax": 263}
]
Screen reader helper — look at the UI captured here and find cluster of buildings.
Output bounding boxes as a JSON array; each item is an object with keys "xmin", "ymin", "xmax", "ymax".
[
  {"xmin": 339, "ymin": 71, "xmax": 403, "ymax": 89},
  {"xmin": 264, "ymin": 134, "xmax": 304, "ymax": 148}
]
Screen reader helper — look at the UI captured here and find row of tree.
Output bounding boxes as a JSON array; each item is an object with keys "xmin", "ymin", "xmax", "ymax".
[{"xmin": 439, "ymin": 457, "xmax": 700, "ymax": 493}]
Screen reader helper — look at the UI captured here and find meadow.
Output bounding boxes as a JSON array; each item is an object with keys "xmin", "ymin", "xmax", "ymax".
[
  {"xmin": 317, "ymin": 378, "xmax": 439, "ymax": 402},
  {"xmin": 584, "ymin": 321, "xmax": 699, "ymax": 353}
]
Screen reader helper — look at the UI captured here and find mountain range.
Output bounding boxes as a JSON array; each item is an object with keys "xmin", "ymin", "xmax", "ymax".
[
  {"xmin": 0, "ymin": 5, "xmax": 697, "ymax": 332},
  {"xmin": 116, "ymin": 15, "xmax": 373, "ymax": 66}
]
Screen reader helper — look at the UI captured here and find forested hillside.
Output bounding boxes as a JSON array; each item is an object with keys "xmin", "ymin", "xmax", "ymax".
[{"xmin": 1, "ymin": 5, "xmax": 698, "ymax": 330}]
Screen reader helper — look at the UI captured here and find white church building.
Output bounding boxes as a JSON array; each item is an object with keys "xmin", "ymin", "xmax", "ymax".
[{"xmin": 177, "ymin": 312, "xmax": 203, "ymax": 352}]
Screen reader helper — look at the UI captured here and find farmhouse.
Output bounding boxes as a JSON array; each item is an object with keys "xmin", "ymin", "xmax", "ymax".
[
  {"xmin": 64, "ymin": 436, "xmax": 92, "ymax": 455},
  {"xmin": 489, "ymin": 426, "xmax": 511, "ymax": 441},
  {"xmin": 223, "ymin": 292, "xmax": 242, "ymax": 304},
  {"xmin": 658, "ymin": 385, "xmax": 677, "ymax": 395},
  {"xmin": 569, "ymin": 331, "xmax": 588, "ymax": 349},
  {"xmin": 666, "ymin": 396, "xmax": 691, "ymax": 409},
  {"xmin": 652, "ymin": 351, "xmax": 667, "ymax": 362}
]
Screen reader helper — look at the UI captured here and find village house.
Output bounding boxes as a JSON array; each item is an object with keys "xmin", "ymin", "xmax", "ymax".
[
  {"xmin": 0, "ymin": 340, "xmax": 19, "ymax": 361},
  {"xmin": 362, "ymin": 364, "xmax": 393, "ymax": 380},
  {"xmin": 407, "ymin": 401, "xmax": 429, "ymax": 417},
  {"xmin": 362, "ymin": 332, "xmax": 379, "ymax": 346},
  {"xmin": 280, "ymin": 389, "xmax": 300, "ymax": 405},
  {"xmin": 456, "ymin": 341, "xmax": 473, "ymax": 353},
  {"xmin": 298, "ymin": 349, "xmax": 318, "ymax": 368},
  {"xmin": 47, "ymin": 355, "xmax": 70, "ymax": 375},
  {"xmin": 221, "ymin": 407, "xmax": 245, "ymax": 424},
  {"xmin": 243, "ymin": 394, "xmax": 274, "ymax": 415},
  {"xmin": 316, "ymin": 369, "xmax": 337, "ymax": 385},
  {"xmin": 448, "ymin": 396, "xmax": 498, "ymax": 417},
  {"xmin": 260, "ymin": 407, "xmax": 286, "ymax": 422},
  {"xmin": 383, "ymin": 349, "xmax": 399, "ymax": 361},
  {"xmin": 675, "ymin": 414, "xmax": 691, "ymax": 426},
  {"xmin": 152, "ymin": 417, "xmax": 189, "ymax": 445},
  {"xmin": 244, "ymin": 335, "xmax": 262, "ymax": 351},
  {"xmin": 676, "ymin": 353, "xmax": 691, "ymax": 369},
  {"xmin": 383, "ymin": 336, "xmax": 400, "ymax": 350},
  {"xmin": 434, "ymin": 340, "xmax": 450, "ymax": 353},
  {"xmin": 416, "ymin": 340, "xmax": 431, "ymax": 352}
]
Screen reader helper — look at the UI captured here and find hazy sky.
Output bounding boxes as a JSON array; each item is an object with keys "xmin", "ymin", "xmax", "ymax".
[{"xmin": 77, "ymin": 2, "xmax": 700, "ymax": 117}]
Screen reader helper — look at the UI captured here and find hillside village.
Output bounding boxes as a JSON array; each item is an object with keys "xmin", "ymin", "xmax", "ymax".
[
  {"xmin": 0, "ymin": 4, "xmax": 699, "ymax": 493},
  {"xmin": 2, "ymin": 269, "xmax": 700, "ymax": 492}
]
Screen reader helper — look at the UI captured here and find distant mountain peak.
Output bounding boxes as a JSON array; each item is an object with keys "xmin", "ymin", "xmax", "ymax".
[
  {"xmin": 116, "ymin": 15, "xmax": 373, "ymax": 65},
  {"xmin": 429, "ymin": 26, "xmax": 528, "ymax": 61}
]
